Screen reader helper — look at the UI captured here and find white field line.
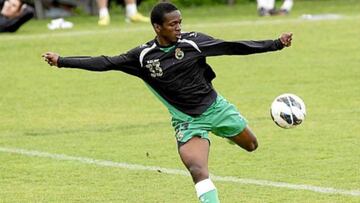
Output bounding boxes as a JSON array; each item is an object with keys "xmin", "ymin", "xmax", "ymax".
[
  {"xmin": 1, "ymin": 146, "xmax": 359, "ymax": 197},
  {"xmin": 1, "ymin": 15, "xmax": 360, "ymax": 41}
]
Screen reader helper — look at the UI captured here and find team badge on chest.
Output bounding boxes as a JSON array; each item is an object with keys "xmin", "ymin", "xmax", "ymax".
[{"xmin": 175, "ymin": 48, "xmax": 184, "ymax": 60}]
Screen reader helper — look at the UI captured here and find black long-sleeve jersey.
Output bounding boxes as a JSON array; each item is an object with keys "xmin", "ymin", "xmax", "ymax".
[{"xmin": 58, "ymin": 32, "xmax": 284, "ymax": 116}]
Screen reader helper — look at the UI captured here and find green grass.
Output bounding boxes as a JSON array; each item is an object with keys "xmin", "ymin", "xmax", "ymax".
[{"xmin": 0, "ymin": 0, "xmax": 359, "ymax": 202}]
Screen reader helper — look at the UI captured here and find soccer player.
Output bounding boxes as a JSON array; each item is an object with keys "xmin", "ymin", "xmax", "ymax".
[{"xmin": 43, "ymin": 2, "xmax": 292, "ymax": 202}]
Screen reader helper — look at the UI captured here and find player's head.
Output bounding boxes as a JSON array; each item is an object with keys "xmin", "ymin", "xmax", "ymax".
[
  {"xmin": 151, "ymin": 2, "xmax": 182, "ymax": 45},
  {"xmin": 151, "ymin": 2, "xmax": 178, "ymax": 26},
  {"xmin": 1, "ymin": 0, "xmax": 23, "ymax": 18}
]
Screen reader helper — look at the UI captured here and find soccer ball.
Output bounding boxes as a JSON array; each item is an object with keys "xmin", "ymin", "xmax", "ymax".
[{"xmin": 270, "ymin": 93, "xmax": 306, "ymax": 128}]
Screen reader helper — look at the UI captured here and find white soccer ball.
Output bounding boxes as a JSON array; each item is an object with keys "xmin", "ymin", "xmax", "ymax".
[{"xmin": 270, "ymin": 93, "xmax": 306, "ymax": 129}]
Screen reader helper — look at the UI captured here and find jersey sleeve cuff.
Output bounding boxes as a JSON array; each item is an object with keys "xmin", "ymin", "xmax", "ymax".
[
  {"xmin": 57, "ymin": 57, "xmax": 65, "ymax": 68},
  {"xmin": 274, "ymin": 39, "xmax": 285, "ymax": 50}
]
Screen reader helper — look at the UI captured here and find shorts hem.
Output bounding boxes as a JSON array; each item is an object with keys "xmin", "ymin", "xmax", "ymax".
[
  {"xmin": 177, "ymin": 136, "xmax": 211, "ymax": 148},
  {"xmin": 216, "ymin": 125, "xmax": 247, "ymax": 138}
]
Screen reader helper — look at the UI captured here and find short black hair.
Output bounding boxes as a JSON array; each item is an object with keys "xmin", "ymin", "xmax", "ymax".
[{"xmin": 150, "ymin": 2, "xmax": 178, "ymax": 26}]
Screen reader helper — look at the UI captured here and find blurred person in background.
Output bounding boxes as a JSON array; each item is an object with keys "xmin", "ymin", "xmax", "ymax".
[
  {"xmin": 0, "ymin": 0, "xmax": 34, "ymax": 32},
  {"xmin": 257, "ymin": 0, "xmax": 293, "ymax": 16},
  {"xmin": 97, "ymin": 0, "xmax": 149, "ymax": 26}
]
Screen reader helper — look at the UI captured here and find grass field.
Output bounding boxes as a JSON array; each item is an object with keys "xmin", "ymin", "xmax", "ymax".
[{"xmin": 0, "ymin": 0, "xmax": 359, "ymax": 202}]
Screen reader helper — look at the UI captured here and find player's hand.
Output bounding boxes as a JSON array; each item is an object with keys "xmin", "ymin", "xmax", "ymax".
[
  {"xmin": 42, "ymin": 52, "xmax": 60, "ymax": 67},
  {"xmin": 279, "ymin": 32, "xmax": 293, "ymax": 47}
]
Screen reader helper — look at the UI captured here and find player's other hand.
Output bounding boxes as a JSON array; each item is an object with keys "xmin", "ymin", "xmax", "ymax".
[
  {"xmin": 279, "ymin": 32, "xmax": 293, "ymax": 47},
  {"xmin": 42, "ymin": 52, "xmax": 60, "ymax": 67}
]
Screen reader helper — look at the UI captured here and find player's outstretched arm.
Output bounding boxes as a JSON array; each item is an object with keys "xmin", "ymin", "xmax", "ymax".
[
  {"xmin": 42, "ymin": 52, "xmax": 60, "ymax": 67},
  {"xmin": 279, "ymin": 32, "xmax": 293, "ymax": 47},
  {"xmin": 41, "ymin": 51, "xmax": 141, "ymax": 76},
  {"xmin": 197, "ymin": 32, "xmax": 293, "ymax": 57}
]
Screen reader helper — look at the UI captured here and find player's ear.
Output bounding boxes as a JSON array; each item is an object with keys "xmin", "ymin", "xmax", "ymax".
[{"xmin": 154, "ymin": 23, "xmax": 161, "ymax": 32}]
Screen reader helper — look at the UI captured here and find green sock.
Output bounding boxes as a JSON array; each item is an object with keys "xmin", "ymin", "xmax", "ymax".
[
  {"xmin": 195, "ymin": 178, "xmax": 220, "ymax": 203},
  {"xmin": 199, "ymin": 189, "xmax": 220, "ymax": 203}
]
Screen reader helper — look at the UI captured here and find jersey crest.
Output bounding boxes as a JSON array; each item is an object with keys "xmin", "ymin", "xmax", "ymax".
[{"xmin": 175, "ymin": 48, "xmax": 184, "ymax": 60}]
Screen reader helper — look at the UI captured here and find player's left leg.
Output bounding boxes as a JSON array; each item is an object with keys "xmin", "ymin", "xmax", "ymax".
[
  {"xmin": 209, "ymin": 95, "xmax": 258, "ymax": 152},
  {"xmin": 228, "ymin": 126, "xmax": 258, "ymax": 152}
]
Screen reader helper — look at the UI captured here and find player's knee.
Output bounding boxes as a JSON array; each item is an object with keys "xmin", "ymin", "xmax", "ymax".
[
  {"xmin": 245, "ymin": 139, "xmax": 258, "ymax": 152},
  {"xmin": 188, "ymin": 165, "xmax": 208, "ymax": 182}
]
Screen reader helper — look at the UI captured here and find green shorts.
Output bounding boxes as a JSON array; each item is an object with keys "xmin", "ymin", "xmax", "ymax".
[{"xmin": 170, "ymin": 95, "xmax": 247, "ymax": 144}]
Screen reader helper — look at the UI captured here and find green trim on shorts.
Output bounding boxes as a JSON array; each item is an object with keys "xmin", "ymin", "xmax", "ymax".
[{"xmin": 145, "ymin": 83, "xmax": 247, "ymax": 144}]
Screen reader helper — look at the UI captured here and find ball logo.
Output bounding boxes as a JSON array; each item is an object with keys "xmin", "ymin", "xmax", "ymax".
[
  {"xmin": 175, "ymin": 48, "xmax": 184, "ymax": 60},
  {"xmin": 270, "ymin": 93, "xmax": 306, "ymax": 129}
]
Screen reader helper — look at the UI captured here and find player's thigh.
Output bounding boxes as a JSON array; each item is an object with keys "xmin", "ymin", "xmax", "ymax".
[
  {"xmin": 178, "ymin": 136, "xmax": 210, "ymax": 182},
  {"xmin": 211, "ymin": 96, "xmax": 247, "ymax": 138},
  {"xmin": 178, "ymin": 136, "xmax": 210, "ymax": 166}
]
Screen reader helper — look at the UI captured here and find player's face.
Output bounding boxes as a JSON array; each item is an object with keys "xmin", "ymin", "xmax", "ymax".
[
  {"xmin": 1, "ymin": 0, "xmax": 22, "ymax": 18},
  {"xmin": 156, "ymin": 10, "xmax": 182, "ymax": 46}
]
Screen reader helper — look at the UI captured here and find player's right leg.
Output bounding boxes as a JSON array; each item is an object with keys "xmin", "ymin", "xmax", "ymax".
[
  {"xmin": 178, "ymin": 137, "xmax": 220, "ymax": 203},
  {"xmin": 168, "ymin": 94, "xmax": 220, "ymax": 202},
  {"xmin": 178, "ymin": 137, "xmax": 209, "ymax": 183}
]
